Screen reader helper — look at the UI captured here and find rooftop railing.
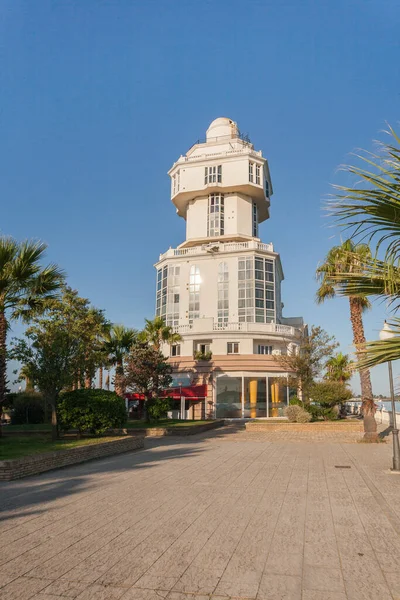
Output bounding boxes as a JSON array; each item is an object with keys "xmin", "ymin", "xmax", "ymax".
[
  {"xmin": 172, "ymin": 321, "xmax": 298, "ymax": 337},
  {"xmin": 159, "ymin": 240, "xmax": 274, "ymax": 261}
]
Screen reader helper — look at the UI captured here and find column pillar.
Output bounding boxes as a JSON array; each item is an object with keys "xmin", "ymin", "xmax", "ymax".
[{"xmin": 249, "ymin": 379, "xmax": 258, "ymax": 418}]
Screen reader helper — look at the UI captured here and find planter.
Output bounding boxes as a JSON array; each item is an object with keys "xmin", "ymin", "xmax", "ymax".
[{"xmin": 245, "ymin": 420, "xmax": 364, "ymax": 433}]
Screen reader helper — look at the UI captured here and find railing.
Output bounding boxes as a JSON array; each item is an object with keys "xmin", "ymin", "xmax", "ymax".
[
  {"xmin": 180, "ymin": 147, "xmax": 263, "ymax": 163},
  {"xmin": 159, "ymin": 240, "xmax": 274, "ymax": 261},
  {"xmin": 172, "ymin": 321, "xmax": 297, "ymax": 337}
]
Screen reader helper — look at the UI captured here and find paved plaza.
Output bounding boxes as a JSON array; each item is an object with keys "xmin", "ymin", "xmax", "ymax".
[{"xmin": 1, "ymin": 425, "xmax": 400, "ymax": 600}]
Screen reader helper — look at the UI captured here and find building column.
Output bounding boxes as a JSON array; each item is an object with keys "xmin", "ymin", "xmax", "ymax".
[{"xmin": 249, "ymin": 379, "xmax": 258, "ymax": 418}]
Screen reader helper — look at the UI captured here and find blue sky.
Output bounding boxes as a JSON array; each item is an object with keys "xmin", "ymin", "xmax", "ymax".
[{"xmin": 1, "ymin": 0, "xmax": 399, "ymax": 394}]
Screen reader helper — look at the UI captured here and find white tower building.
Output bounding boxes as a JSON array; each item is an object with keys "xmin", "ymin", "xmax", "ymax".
[{"xmin": 155, "ymin": 117, "xmax": 304, "ymax": 419}]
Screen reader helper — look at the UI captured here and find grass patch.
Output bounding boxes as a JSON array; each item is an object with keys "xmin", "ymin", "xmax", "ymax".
[
  {"xmin": 124, "ymin": 419, "xmax": 210, "ymax": 429},
  {"xmin": 3, "ymin": 423, "xmax": 52, "ymax": 431},
  {"xmin": 0, "ymin": 435, "xmax": 124, "ymax": 460}
]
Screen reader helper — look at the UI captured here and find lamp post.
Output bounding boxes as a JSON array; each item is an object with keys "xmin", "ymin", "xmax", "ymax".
[{"xmin": 379, "ymin": 321, "xmax": 400, "ymax": 471}]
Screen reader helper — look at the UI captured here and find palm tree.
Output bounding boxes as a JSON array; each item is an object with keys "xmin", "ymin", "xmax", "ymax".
[
  {"xmin": 139, "ymin": 316, "xmax": 181, "ymax": 351},
  {"xmin": 330, "ymin": 128, "xmax": 400, "ymax": 367},
  {"xmin": 102, "ymin": 325, "xmax": 137, "ymax": 397},
  {"xmin": 20, "ymin": 363, "xmax": 35, "ymax": 392},
  {"xmin": 325, "ymin": 352, "xmax": 352, "ymax": 384},
  {"xmin": 316, "ymin": 240, "xmax": 377, "ymax": 438},
  {"xmin": 0, "ymin": 238, "xmax": 64, "ymax": 429}
]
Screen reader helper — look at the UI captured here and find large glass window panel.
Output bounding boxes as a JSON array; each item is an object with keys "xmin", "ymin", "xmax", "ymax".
[
  {"xmin": 268, "ymin": 377, "xmax": 288, "ymax": 417},
  {"xmin": 244, "ymin": 377, "xmax": 267, "ymax": 418},
  {"xmin": 216, "ymin": 376, "xmax": 242, "ymax": 418}
]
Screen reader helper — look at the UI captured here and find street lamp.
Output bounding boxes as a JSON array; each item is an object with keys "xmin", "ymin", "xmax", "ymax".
[{"xmin": 379, "ymin": 321, "xmax": 400, "ymax": 471}]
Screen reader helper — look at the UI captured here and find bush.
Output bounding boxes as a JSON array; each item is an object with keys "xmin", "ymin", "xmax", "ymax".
[
  {"xmin": 11, "ymin": 392, "xmax": 45, "ymax": 425},
  {"xmin": 289, "ymin": 396, "xmax": 302, "ymax": 406},
  {"xmin": 147, "ymin": 397, "xmax": 172, "ymax": 421},
  {"xmin": 310, "ymin": 381, "xmax": 352, "ymax": 421},
  {"xmin": 285, "ymin": 405, "xmax": 312, "ymax": 423},
  {"xmin": 58, "ymin": 389, "xmax": 126, "ymax": 435}
]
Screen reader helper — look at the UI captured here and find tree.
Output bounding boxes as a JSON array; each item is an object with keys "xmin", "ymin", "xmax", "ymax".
[
  {"xmin": 124, "ymin": 343, "xmax": 172, "ymax": 421},
  {"xmin": 139, "ymin": 316, "xmax": 181, "ymax": 352},
  {"xmin": 278, "ymin": 326, "xmax": 338, "ymax": 403},
  {"xmin": 11, "ymin": 325, "xmax": 79, "ymax": 440},
  {"xmin": 102, "ymin": 325, "xmax": 137, "ymax": 397},
  {"xmin": 19, "ymin": 363, "xmax": 35, "ymax": 392},
  {"xmin": 325, "ymin": 352, "xmax": 352, "ymax": 384},
  {"xmin": 58, "ymin": 389, "xmax": 126, "ymax": 436},
  {"xmin": 309, "ymin": 381, "xmax": 352, "ymax": 420},
  {"xmin": 0, "ymin": 238, "xmax": 64, "ymax": 432},
  {"xmin": 316, "ymin": 240, "xmax": 377, "ymax": 438}
]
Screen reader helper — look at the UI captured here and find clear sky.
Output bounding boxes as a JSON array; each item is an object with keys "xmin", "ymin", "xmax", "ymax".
[{"xmin": 1, "ymin": 0, "xmax": 399, "ymax": 394}]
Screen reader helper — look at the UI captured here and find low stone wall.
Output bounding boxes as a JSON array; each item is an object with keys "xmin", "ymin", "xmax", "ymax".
[
  {"xmin": 0, "ymin": 436, "xmax": 144, "ymax": 481},
  {"xmin": 245, "ymin": 420, "xmax": 364, "ymax": 433},
  {"xmin": 127, "ymin": 420, "xmax": 225, "ymax": 438}
]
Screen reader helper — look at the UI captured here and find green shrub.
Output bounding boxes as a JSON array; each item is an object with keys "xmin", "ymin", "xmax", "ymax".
[
  {"xmin": 147, "ymin": 397, "xmax": 172, "ymax": 421},
  {"xmin": 11, "ymin": 392, "xmax": 45, "ymax": 425},
  {"xmin": 310, "ymin": 381, "xmax": 352, "ymax": 421},
  {"xmin": 289, "ymin": 396, "xmax": 302, "ymax": 406},
  {"xmin": 58, "ymin": 389, "xmax": 126, "ymax": 435},
  {"xmin": 285, "ymin": 405, "xmax": 312, "ymax": 423}
]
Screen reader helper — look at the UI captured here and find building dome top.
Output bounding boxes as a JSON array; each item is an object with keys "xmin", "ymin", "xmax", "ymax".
[{"xmin": 206, "ymin": 117, "xmax": 238, "ymax": 141}]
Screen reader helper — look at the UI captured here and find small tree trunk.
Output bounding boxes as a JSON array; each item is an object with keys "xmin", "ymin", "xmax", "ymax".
[
  {"xmin": 115, "ymin": 361, "xmax": 125, "ymax": 397},
  {"xmin": 0, "ymin": 312, "xmax": 7, "ymax": 438},
  {"xmin": 349, "ymin": 297, "xmax": 377, "ymax": 441},
  {"xmin": 99, "ymin": 366, "xmax": 103, "ymax": 389},
  {"xmin": 84, "ymin": 373, "xmax": 92, "ymax": 389},
  {"xmin": 51, "ymin": 401, "xmax": 58, "ymax": 442}
]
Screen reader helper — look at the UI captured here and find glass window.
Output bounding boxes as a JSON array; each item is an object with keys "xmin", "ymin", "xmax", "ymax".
[
  {"xmin": 217, "ymin": 262, "xmax": 229, "ymax": 324},
  {"xmin": 244, "ymin": 377, "xmax": 267, "ymax": 418},
  {"xmin": 207, "ymin": 194, "xmax": 224, "ymax": 237},
  {"xmin": 268, "ymin": 377, "xmax": 288, "ymax": 417},
  {"xmin": 188, "ymin": 265, "xmax": 200, "ymax": 322},
  {"xmin": 227, "ymin": 342, "xmax": 239, "ymax": 354},
  {"xmin": 205, "ymin": 165, "xmax": 222, "ymax": 185},
  {"xmin": 253, "ymin": 202, "xmax": 258, "ymax": 237},
  {"xmin": 237, "ymin": 257, "xmax": 276, "ymax": 323},
  {"xmin": 265, "ymin": 179, "xmax": 270, "ymax": 197},
  {"xmin": 249, "ymin": 162, "xmax": 254, "ymax": 182},
  {"xmin": 171, "ymin": 345, "xmax": 181, "ymax": 357},
  {"xmin": 258, "ymin": 345, "xmax": 273, "ymax": 354},
  {"xmin": 256, "ymin": 164, "xmax": 261, "ymax": 185},
  {"xmin": 216, "ymin": 376, "xmax": 242, "ymax": 418}
]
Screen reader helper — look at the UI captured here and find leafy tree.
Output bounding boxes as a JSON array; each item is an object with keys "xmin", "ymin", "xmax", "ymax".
[
  {"xmin": 147, "ymin": 397, "xmax": 172, "ymax": 422},
  {"xmin": 139, "ymin": 316, "xmax": 181, "ymax": 351},
  {"xmin": 316, "ymin": 240, "xmax": 376, "ymax": 436},
  {"xmin": 58, "ymin": 389, "xmax": 126, "ymax": 435},
  {"xmin": 101, "ymin": 324, "xmax": 137, "ymax": 397},
  {"xmin": 309, "ymin": 381, "xmax": 352, "ymax": 420},
  {"xmin": 11, "ymin": 392, "xmax": 45, "ymax": 425},
  {"xmin": 0, "ymin": 238, "xmax": 64, "ymax": 432},
  {"xmin": 124, "ymin": 343, "xmax": 172, "ymax": 421},
  {"xmin": 278, "ymin": 326, "xmax": 338, "ymax": 403},
  {"xmin": 11, "ymin": 325, "xmax": 79, "ymax": 440},
  {"xmin": 325, "ymin": 352, "xmax": 352, "ymax": 384}
]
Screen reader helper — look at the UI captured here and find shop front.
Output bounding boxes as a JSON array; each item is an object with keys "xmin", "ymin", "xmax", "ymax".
[{"xmin": 215, "ymin": 373, "xmax": 293, "ymax": 419}]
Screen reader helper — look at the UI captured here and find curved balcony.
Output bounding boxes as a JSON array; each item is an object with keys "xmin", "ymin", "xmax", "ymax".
[{"xmin": 158, "ymin": 240, "xmax": 274, "ymax": 262}]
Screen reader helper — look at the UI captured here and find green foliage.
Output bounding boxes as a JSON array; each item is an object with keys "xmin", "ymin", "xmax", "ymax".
[
  {"xmin": 139, "ymin": 317, "xmax": 181, "ymax": 352},
  {"xmin": 289, "ymin": 396, "xmax": 302, "ymax": 406},
  {"xmin": 325, "ymin": 352, "xmax": 353, "ymax": 383},
  {"xmin": 309, "ymin": 381, "xmax": 352, "ymax": 421},
  {"xmin": 194, "ymin": 350, "xmax": 212, "ymax": 361},
  {"xmin": 11, "ymin": 392, "xmax": 45, "ymax": 425},
  {"xmin": 147, "ymin": 397, "xmax": 172, "ymax": 421},
  {"xmin": 278, "ymin": 326, "xmax": 338, "ymax": 403},
  {"xmin": 285, "ymin": 405, "xmax": 312, "ymax": 423},
  {"xmin": 58, "ymin": 389, "xmax": 126, "ymax": 435}
]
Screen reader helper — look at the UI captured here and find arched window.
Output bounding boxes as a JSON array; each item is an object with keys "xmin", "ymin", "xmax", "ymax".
[
  {"xmin": 188, "ymin": 265, "xmax": 200, "ymax": 322},
  {"xmin": 217, "ymin": 262, "xmax": 229, "ymax": 324}
]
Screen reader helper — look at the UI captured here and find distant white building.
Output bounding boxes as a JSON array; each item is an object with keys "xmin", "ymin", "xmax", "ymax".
[{"xmin": 155, "ymin": 117, "xmax": 305, "ymax": 419}]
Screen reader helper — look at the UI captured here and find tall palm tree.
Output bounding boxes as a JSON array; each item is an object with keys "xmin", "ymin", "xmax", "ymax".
[
  {"xmin": 20, "ymin": 363, "xmax": 35, "ymax": 392},
  {"xmin": 139, "ymin": 316, "xmax": 181, "ymax": 351},
  {"xmin": 0, "ymin": 238, "xmax": 64, "ymax": 429},
  {"xmin": 102, "ymin": 325, "xmax": 137, "ymax": 397},
  {"xmin": 316, "ymin": 240, "xmax": 377, "ymax": 438},
  {"xmin": 325, "ymin": 352, "xmax": 352, "ymax": 384},
  {"xmin": 330, "ymin": 128, "xmax": 400, "ymax": 367}
]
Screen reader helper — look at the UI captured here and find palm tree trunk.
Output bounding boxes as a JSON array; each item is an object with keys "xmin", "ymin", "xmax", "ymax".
[
  {"xmin": 0, "ymin": 312, "xmax": 7, "ymax": 438},
  {"xmin": 349, "ymin": 297, "xmax": 377, "ymax": 440},
  {"xmin": 84, "ymin": 373, "xmax": 92, "ymax": 389},
  {"xmin": 99, "ymin": 366, "xmax": 103, "ymax": 389},
  {"xmin": 115, "ymin": 360, "xmax": 124, "ymax": 397}
]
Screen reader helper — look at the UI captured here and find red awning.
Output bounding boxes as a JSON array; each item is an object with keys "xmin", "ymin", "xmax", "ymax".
[{"xmin": 125, "ymin": 384, "xmax": 207, "ymax": 402}]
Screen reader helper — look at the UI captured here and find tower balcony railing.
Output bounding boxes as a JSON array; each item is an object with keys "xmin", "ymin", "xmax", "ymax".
[
  {"xmin": 159, "ymin": 240, "xmax": 274, "ymax": 261},
  {"xmin": 179, "ymin": 146, "xmax": 263, "ymax": 163},
  {"xmin": 172, "ymin": 320, "xmax": 298, "ymax": 337}
]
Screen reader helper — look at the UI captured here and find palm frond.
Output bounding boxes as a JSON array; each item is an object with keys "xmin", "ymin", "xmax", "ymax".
[{"xmin": 356, "ymin": 319, "xmax": 400, "ymax": 369}]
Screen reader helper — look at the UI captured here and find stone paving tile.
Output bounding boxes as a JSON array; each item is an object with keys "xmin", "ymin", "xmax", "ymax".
[{"xmin": 2, "ymin": 428, "xmax": 400, "ymax": 600}]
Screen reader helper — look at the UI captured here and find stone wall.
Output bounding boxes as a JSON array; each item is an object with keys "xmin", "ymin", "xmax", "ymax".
[
  {"xmin": 128, "ymin": 420, "xmax": 225, "ymax": 437},
  {"xmin": 246, "ymin": 421, "xmax": 364, "ymax": 432},
  {"xmin": 0, "ymin": 435, "xmax": 144, "ymax": 481}
]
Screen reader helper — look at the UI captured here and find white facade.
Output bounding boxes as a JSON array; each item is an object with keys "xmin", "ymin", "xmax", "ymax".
[{"xmin": 154, "ymin": 117, "xmax": 304, "ymax": 419}]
